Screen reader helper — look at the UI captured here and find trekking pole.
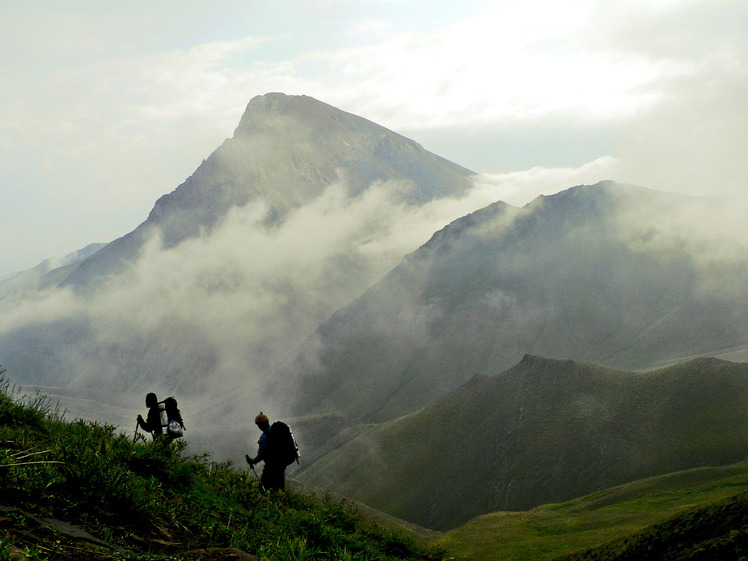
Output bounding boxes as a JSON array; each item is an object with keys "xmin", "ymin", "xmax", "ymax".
[
  {"xmin": 245, "ymin": 454, "xmax": 259, "ymax": 480},
  {"xmin": 249, "ymin": 465, "xmax": 269, "ymax": 493},
  {"xmin": 134, "ymin": 422, "xmax": 140, "ymax": 439}
]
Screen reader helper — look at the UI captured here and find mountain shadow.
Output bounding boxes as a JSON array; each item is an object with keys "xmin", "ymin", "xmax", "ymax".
[{"xmin": 297, "ymin": 355, "xmax": 748, "ymax": 530}]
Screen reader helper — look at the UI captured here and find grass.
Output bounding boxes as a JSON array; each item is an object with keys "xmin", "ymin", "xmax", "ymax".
[
  {"xmin": 557, "ymin": 491, "xmax": 748, "ymax": 561},
  {"xmin": 0, "ymin": 369, "xmax": 442, "ymax": 561},
  {"xmin": 428, "ymin": 460, "xmax": 748, "ymax": 561},
  {"xmin": 300, "ymin": 355, "xmax": 748, "ymax": 531},
  {"xmin": 3, "ymin": 364, "xmax": 746, "ymax": 561}
]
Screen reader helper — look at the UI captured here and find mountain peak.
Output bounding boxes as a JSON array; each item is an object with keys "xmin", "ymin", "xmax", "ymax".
[
  {"xmin": 234, "ymin": 93, "xmax": 310, "ymax": 134},
  {"xmin": 233, "ymin": 92, "xmax": 368, "ymax": 139},
  {"xmin": 52, "ymin": 93, "xmax": 475, "ymax": 290}
]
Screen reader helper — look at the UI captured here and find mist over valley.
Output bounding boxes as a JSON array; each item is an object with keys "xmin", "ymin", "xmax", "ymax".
[{"xmin": 1, "ymin": 94, "xmax": 747, "ymax": 533}]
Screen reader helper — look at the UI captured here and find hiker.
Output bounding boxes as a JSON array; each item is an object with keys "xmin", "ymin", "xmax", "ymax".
[
  {"xmin": 136, "ymin": 392, "xmax": 164, "ymax": 439},
  {"xmin": 245, "ymin": 412, "xmax": 298, "ymax": 492},
  {"xmin": 161, "ymin": 396, "xmax": 185, "ymax": 440}
]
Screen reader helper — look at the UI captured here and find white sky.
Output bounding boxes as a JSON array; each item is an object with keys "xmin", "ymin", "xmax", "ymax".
[{"xmin": 1, "ymin": 0, "xmax": 746, "ymax": 276}]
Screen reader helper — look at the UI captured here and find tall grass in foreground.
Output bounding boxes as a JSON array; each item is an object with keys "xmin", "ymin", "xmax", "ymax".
[{"xmin": 0, "ymin": 370, "xmax": 442, "ymax": 560}]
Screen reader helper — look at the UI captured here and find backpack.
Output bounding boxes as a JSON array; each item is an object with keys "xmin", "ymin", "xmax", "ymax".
[
  {"xmin": 265, "ymin": 421, "xmax": 299, "ymax": 466},
  {"xmin": 167, "ymin": 420, "xmax": 184, "ymax": 439},
  {"xmin": 160, "ymin": 396, "xmax": 185, "ymax": 439}
]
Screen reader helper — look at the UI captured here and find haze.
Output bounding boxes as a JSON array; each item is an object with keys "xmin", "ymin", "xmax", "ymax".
[{"xmin": 2, "ymin": 0, "xmax": 746, "ymax": 277}]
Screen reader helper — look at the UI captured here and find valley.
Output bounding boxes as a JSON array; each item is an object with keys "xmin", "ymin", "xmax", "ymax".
[{"xmin": 1, "ymin": 93, "xmax": 746, "ymax": 559}]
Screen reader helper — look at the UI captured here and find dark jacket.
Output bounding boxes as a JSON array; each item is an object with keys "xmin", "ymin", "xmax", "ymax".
[
  {"xmin": 248, "ymin": 424, "xmax": 286, "ymax": 492},
  {"xmin": 138, "ymin": 405, "xmax": 163, "ymax": 437}
]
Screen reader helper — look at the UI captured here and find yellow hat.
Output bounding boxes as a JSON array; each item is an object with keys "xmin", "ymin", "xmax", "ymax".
[{"xmin": 255, "ymin": 412, "xmax": 269, "ymax": 424}]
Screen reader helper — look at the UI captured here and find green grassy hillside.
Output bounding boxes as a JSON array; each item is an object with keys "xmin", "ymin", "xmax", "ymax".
[
  {"xmin": 0, "ymin": 371, "xmax": 441, "ymax": 560},
  {"xmin": 298, "ymin": 355, "xmax": 748, "ymax": 530},
  {"xmin": 558, "ymin": 492, "xmax": 748, "ymax": 561},
  {"xmin": 429, "ymin": 461, "xmax": 748, "ymax": 561},
  {"xmin": 4, "ymin": 366, "xmax": 746, "ymax": 561}
]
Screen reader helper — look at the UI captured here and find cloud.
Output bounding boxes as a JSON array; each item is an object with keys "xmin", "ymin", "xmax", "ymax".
[
  {"xmin": 579, "ymin": 0, "xmax": 748, "ymax": 199},
  {"xmin": 3, "ymin": 160, "xmax": 746, "ymax": 462},
  {"xmin": 0, "ymin": 159, "xmax": 617, "ymax": 406},
  {"xmin": 616, "ymin": 59, "xmax": 748, "ymax": 199},
  {"xmin": 3, "ymin": 0, "xmax": 745, "ymax": 275},
  {"xmin": 3, "ymin": 0, "xmax": 745, "ymax": 462},
  {"xmin": 470, "ymin": 156, "xmax": 620, "ymax": 206},
  {"xmin": 307, "ymin": 12, "xmax": 663, "ymax": 131}
]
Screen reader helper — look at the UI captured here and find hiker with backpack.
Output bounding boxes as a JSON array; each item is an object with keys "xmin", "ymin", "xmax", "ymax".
[
  {"xmin": 136, "ymin": 393, "xmax": 185, "ymax": 441},
  {"xmin": 160, "ymin": 396, "xmax": 185, "ymax": 440},
  {"xmin": 245, "ymin": 412, "xmax": 299, "ymax": 492},
  {"xmin": 136, "ymin": 392, "xmax": 164, "ymax": 439}
]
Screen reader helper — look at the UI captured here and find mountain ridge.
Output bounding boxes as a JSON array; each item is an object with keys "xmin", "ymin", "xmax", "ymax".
[
  {"xmin": 297, "ymin": 354, "xmax": 748, "ymax": 530},
  {"xmin": 291, "ymin": 180, "xmax": 748, "ymax": 423},
  {"xmin": 1, "ymin": 94, "xmax": 747, "ymax": 557},
  {"xmin": 0, "ymin": 243, "xmax": 106, "ymax": 299}
]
